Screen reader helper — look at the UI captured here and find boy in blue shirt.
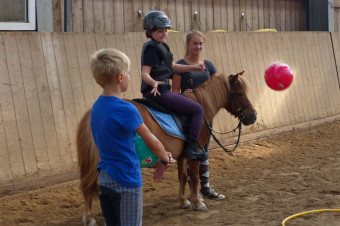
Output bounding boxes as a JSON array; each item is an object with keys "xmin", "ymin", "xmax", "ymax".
[{"xmin": 90, "ymin": 48, "xmax": 174, "ymax": 226}]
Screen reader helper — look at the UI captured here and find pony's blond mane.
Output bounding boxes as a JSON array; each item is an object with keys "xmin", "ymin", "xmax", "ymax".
[{"xmin": 185, "ymin": 73, "xmax": 249, "ymax": 121}]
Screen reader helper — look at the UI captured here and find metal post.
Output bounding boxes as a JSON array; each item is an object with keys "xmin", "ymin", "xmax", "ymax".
[
  {"xmin": 329, "ymin": 0, "xmax": 334, "ymax": 32},
  {"xmin": 36, "ymin": 0, "xmax": 53, "ymax": 31},
  {"xmin": 64, "ymin": 0, "xmax": 72, "ymax": 32},
  {"xmin": 306, "ymin": 0, "xmax": 329, "ymax": 31}
]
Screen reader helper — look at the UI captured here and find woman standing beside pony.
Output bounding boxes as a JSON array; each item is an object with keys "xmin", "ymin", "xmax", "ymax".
[{"xmin": 172, "ymin": 30, "xmax": 225, "ymax": 201}]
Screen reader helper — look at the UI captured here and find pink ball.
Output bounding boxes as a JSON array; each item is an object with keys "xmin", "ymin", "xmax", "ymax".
[{"xmin": 265, "ymin": 62, "xmax": 293, "ymax": 91}]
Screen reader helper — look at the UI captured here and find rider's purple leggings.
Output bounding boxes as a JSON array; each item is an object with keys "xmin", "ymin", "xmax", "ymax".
[{"xmin": 144, "ymin": 92, "xmax": 203, "ymax": 141}]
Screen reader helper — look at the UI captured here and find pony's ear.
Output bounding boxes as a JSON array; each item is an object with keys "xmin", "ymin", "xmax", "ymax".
[
  {"xmin": 238, "ymin": 71, "xmax": 245, "ymax": 76},
  {"xmin": 229, "ymin": 73, "xmax": 239, "ymax": 83}
]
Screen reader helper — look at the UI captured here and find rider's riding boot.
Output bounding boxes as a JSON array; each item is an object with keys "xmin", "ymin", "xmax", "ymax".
[{"xmin": 184, "ymin": 139, "xmax": 208, "ymax": 161}]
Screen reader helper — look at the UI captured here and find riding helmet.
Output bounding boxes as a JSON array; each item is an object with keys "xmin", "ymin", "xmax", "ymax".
[{"xmin": 143, "ymin": 10, "xmax": 173, "ymax": 30}]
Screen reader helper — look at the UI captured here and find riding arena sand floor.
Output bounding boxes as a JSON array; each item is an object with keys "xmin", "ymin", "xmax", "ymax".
[{"xmin": 1, "ymin": 120, "xmax": 340, "ymax": 226}]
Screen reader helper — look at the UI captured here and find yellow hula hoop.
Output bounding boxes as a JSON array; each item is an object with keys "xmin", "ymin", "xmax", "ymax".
[{"xmin": 282, "ymin": 209, "xmax": 340, "ymax": 226}]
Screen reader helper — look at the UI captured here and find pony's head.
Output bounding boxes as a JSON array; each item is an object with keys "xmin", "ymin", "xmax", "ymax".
[
  {"xmin": 188, "ymin": 71, "xmax": 257, "ymax": 125},
  {"xmin": 225, "ymin": 71, "xmax": 257, "ymax": 125}
]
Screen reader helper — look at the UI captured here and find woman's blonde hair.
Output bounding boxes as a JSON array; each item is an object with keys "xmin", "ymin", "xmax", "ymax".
[
  {"xmin": 91, "ymin": 48, "xmax": 131, "ymax": 88},
  {"xmin": 185, "ymin": 30, "xmax": 205, "ymax": 57}
]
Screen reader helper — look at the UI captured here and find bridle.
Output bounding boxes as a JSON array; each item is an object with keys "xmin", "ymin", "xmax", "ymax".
[
  {"xmin": 204, "ymin": 76, "xmax": 252, "ymax": 154},
  {"xmin": 229, "ymin": 79, "xmax": 251, "ymax": 120}
]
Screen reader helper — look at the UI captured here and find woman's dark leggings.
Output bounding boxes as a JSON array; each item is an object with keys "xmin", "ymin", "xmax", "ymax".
[{"xmin": 144, "ymin": 92, "xmax": 203, "ymax": 141}]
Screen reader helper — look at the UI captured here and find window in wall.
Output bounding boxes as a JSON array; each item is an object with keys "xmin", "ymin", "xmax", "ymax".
[{"xmin": 0, "ymin": 0, "xmax": 36, "ymax": 30}]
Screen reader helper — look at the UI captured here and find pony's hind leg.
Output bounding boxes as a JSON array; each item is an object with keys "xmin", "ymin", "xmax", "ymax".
[
  {"xmin": 177, "ymin": 156, "xmax": 191, "ymax": 209},
  {"xmin": 82, "ymin": 196, "xmax": 97, "ymax": 226},
  {"xmin": 188, "ymin": 160, "xmax": 209, "ymax": 211}
]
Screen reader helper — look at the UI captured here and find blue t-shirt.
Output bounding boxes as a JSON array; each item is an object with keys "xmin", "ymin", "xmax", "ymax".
[{"xmin": 91, "ymin": 95, "xmax": 143, "ymax": 188}]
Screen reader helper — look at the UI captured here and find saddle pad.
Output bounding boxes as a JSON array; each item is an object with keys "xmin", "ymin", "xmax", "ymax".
[{"xmin": 144, "ymin": 105, "xmax": 186, "ymax": 140}]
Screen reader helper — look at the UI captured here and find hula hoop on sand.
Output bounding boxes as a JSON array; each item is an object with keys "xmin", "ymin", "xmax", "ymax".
[{"xmin": 282, "ymin": 209, "xmax": 340, "ymax": 226}]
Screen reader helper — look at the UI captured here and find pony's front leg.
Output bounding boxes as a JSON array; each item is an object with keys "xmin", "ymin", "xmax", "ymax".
[
  {"xmin": 189, "ymin": 160, "xmax": 209, "ymax": 211},
  {"xmin": 82, "ymin": 197, "xmax": 97, "ymax": 226},
  {"xmin": 177, "ymin": 156, "xmax": 191, "ymax": 209}
]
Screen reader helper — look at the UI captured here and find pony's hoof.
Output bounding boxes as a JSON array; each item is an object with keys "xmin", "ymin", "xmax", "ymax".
[
  {"xmin": 180, "ymin": 199, "xmax": 191, "ymax": 209},
  {"xmin": 194, "ymin": 202, "xmax": 209, "ymax": 211},
  {"xmin": 83, "ymin": 215, "xmax": 97, "ymax": 226}
]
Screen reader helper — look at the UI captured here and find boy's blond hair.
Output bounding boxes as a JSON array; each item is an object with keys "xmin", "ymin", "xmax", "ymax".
[{"xmin": 91, "ymin": 48, "xmax": 131, "ymax": 88}]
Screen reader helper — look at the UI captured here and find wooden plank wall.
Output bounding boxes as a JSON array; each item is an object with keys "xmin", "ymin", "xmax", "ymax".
[
  {"xmin": 1, "ymin": 31, "xmax": 340, "ymax": 193},
  {"xmin": 335, "ymin": 4, "xmax": 340, "ymax": 32},
  {"xmin": 331, "ymin": 33, "xmax": 340, "ymax": 88},
  {"xmin": 52, "ymin": 0, "xmax": 306, "ymax": 32},
  {"xmin": 335, "ymin": 0, "xmax": 340, "ymax": 31}
]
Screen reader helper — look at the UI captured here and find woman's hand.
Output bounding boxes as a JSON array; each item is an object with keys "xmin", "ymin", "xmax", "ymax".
[
  {"xmin": 184, "ymin": 89, "xmax": 193, "ymax": 93},
  {"xmin": 150, "ymin": 81, "xmax": 165, "ymax": 96}
]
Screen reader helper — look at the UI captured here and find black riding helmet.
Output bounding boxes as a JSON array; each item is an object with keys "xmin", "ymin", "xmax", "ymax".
[{"xmin": 143, "ymin": 10, "xmax": 173, "ymax": 30}]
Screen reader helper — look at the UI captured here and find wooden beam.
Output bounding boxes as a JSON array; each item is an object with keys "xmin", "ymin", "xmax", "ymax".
[
  {"xmin": 0, "ymin": 170, "xmax": 79, "ymax": 197},
  {"xmin": 334, "ymin": 0, "xmax": 340, "ymax": 8}
]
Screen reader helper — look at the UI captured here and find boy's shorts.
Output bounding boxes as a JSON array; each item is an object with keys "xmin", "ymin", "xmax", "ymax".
[{"xmin": 99, "ymin": 170, "xmax": 143, "ymax": 226}]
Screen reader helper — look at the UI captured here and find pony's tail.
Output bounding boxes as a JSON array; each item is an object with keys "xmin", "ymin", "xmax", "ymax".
[{"xmin": 76, "ymin": 109, "xmax": 100, "ymax": 200}]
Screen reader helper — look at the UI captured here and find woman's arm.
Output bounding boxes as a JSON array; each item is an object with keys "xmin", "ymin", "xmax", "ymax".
[
  {"xmin": 172, "ymin": 74, "xmax": 182, "ymax": 93},
  {"xmin": 141, "ymin": 65, "xmax": 165, "ymax": 96}
]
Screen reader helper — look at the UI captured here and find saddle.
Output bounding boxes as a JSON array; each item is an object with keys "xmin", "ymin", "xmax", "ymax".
[{"xmin": 133, "ymin": 97, "xmax": 190, "ymax": 136}]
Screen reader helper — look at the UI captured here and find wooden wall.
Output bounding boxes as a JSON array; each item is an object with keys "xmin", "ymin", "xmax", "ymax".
[
  {"xmin": 52, "ymin": 0, "xmax": 307, "ymax": 32},
  {"xmin": 335, "ymin": 1, "xmax": 340, "ymax": 32},
  {"xmin": 1, "ymin": 31, "xmax": 340, "ymax": 194}
]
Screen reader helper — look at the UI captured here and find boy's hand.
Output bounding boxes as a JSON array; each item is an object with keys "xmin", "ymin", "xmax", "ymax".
[{"xmin": 153, "ymin": 152, "xmax": 175, "ymax": 180}]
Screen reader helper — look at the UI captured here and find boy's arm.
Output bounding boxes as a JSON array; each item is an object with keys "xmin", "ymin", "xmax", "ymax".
[
  {"xmin": 136, "ymin": 123, "xmax": 175, "ymax": 180},
  {"xmin": 172, "ymin": 62, "xmax": 205, "ymax": 73},
  {"xmin": 135, "ymin": 123, "xmax": 170, "ymax": 164}
]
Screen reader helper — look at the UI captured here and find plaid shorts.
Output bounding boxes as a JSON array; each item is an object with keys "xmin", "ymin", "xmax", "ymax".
[{"xmin": 99, "ymin": 170, "xmax": 143, "ymax": 226}]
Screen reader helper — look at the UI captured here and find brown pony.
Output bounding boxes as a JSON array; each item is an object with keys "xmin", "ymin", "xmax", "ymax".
[{"xmin": 77, "ymin": 72, "xmax": 257, "ymax": 225}]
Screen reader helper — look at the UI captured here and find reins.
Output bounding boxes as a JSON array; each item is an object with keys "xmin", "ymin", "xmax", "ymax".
[
  {"xmin": 190, "ymin": 73, "xmax": 251, "ymax": 154},
  {"xmin": 204, "ymin": 118, "xmax": 242, "ymax": 154}
]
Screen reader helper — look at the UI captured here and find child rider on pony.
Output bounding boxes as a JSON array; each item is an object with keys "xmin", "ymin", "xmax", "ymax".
[{"xmin": 141, "ymin": 10, "xmax": 208, "ymax": 161}]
